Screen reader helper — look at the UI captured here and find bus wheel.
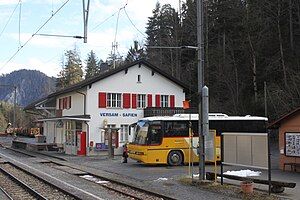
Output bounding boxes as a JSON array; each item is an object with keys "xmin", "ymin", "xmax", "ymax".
[{"xmin": 167, "ymin": 151, "xmax": 183, "ymax": 166}]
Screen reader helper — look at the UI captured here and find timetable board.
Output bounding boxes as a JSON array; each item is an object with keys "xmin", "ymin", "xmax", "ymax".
[{"xmin": 285, "ymin": 133, "xmax": 300, "ymax": 157}]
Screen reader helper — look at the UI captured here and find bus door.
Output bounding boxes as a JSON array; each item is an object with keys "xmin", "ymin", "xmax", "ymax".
[{"xmin": 147, "ymin": 123, "xmax": 163, "ymax": 146}]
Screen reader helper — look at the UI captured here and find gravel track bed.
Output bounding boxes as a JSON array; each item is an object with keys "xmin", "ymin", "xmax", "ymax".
[
  {"xmin": 81, "ymin": 174, "xmax": 166, "ymax": 200},
  {"xmin": 43, "ymin": 162, "xmax": 165, "ymax": 199},
  {"xmin": 0, "ymin": 163, "xmax": 76, "ymax": 200},
  {"xmin": 0, "ymin": 169, "xmax": 36, "ymax": 200},
  {"xmin": 5, "ymin": 149, "xmax": 34, "ymax": 158},
  {"xmin": 44, "ymin": 162, "xmax": 167, "ymax": 200}
]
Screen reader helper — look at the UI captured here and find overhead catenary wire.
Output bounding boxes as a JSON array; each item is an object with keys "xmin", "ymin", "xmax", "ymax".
[
  {"xmin": 0, "ymin": 0, "xmax": 70, "ymax": 71},
  {"xmin": 91, "ymin": 11, "xmax": 118, "ymax": 31},
  {"xmin": 0, "ymin": 1, "xmax": 21, "ymax": 40},
  {"xmin": 113, "ymin": 2, "xmax": 128, "ymax": 44},
  {"xmin": 36, "ymin": 33, "xmax": 84, "ymax": 39},
  {"xmin": 91, "ymin": 1, "xmax": 128, "ymax": 32},
  {"xmin": 18, "ymin": 0, "xmax": 22, "ymax": 47},
  {"xmin": 114, "ymin": 8, "xmax": 121, "ymax": 44},
  {"xmin": 123, "ymin": 8, "xmax": 146, "ymax": 37}
]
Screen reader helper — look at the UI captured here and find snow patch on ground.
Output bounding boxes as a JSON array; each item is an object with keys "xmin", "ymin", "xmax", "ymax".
[
  {"xmin": 224, "ymin": 169, "xmax": 261, "ymax": 177},
  {"xmin": 96, "ymin": 180, "xmax": 109, "ymax": 184},
  {"xmin": 80, "ymin": 175, "xmax": 110, "ymax": 184},
  {"xmin": 80, "ymin": 175, "xmax": 93, "ymax": 178},
  {"xmin": 193, "ymin": 174, "xmax": 199, "ymax": 178},
  {"xmin": 155, "ymin": 177, "xmax": 168, "ymax": 181}
]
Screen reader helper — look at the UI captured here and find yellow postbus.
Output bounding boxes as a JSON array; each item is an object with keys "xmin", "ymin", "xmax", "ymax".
[{"xmin": 128, "ymin": 113, "xmax": 268, "ymax": 166}]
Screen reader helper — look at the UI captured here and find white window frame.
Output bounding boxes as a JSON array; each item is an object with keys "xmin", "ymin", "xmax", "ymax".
[
  {"xmin": 107, "ymin": 93, "xmax": 122, "ymax": 108},
  {"xmin": 120, "ymin": 124, "xmax": 129, "ymax": 142},
  {"xmin": 161, "ymin": 95, "xmax": 169, "ymax": 107},
  {"xmin": 137, "ymin": 94, "xmax": 146, "ymax": 108}
]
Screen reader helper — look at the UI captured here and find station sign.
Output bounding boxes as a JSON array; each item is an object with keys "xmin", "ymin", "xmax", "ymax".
[{"xmin": 99, "ymin": 112, "xmax": 138, "ymax": 117}]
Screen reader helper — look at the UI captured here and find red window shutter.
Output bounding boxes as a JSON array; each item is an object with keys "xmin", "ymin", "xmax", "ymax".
[
  {"xmin": 170, "ymin": 95, "xmax": 175, "ymax": 108},
  {"xmin": 123, "ymin": 93, "xmax": 131, "ymax": 108},
  {"xmin": 60, "ymin": 99, "xmax": 64, "ymax": 109},
  {"xmin": 68, "ymin": 96, "xmax": 71, "ymax": 109},
  {"xmin": 155, "ymin": 94, "xmax": 160, "ymax": 108},
  {"xmin": 132, "ymin": 94, "xmax": 137, "ymax": 108},
  {"xmin": 147, "ymin": 94, "xmax": 152, "ymax": 107},
  {"xmin": 63, "ymin": 98, "xmax": 66, "ymax": 109},
  {"xmin": 65, "ymin": 97, "xmax": 69, "ymax": 109},
  {"xmin": 59, "ymin": 99, "xmax": 62, "ymax": 109},
  {"xmin": 65, "ymin": 97, "xmax": 68, "ymax": 109},
  {"xmin": 98, "ymin": 92, "xmax": 106, "ymax": 108}
]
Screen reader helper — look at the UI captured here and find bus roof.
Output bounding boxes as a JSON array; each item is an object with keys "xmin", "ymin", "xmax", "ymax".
[{"xmin": 139, "ymin": 113, "xmax": 268, "ymax": 121}]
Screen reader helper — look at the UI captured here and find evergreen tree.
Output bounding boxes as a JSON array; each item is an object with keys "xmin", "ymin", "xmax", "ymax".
[
  {"xmin": 125, "ymin": 41, "xmax": 145, "ymax": 63},
  {"xmin": 143, "ymin": 0, "xmax": 300, "ymax": 120},
  {"xmin": 145, "ymin": 3, "xmax": 181, "ymax": 78},
  {"xmin": 57, "ymin": 47, "xmax": 83, "ymax": 89},
  {"xmin": 85, "ymin": 50, "xmax": 100, "ymax": 79}
]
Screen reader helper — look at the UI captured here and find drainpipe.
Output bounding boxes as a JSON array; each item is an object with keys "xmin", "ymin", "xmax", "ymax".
[
  {"xmin": 84, "ymin": 121, "xmax": 90, "ymax": 156},
  {"xmin": 76, "ymin": 91, "xmax": 86, "ymax": 115}
]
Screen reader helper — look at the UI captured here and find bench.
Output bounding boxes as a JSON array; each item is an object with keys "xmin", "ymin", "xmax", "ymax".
[
  {"xmin": 283, "ymin": 163, "xmax": 300, "ymax": 172},
  {"xmin": 12, "ymin": 140, "xmax": 27, "ymax": 149},
  {"xmin": 206, "ymin": 172, "xmax": 296, "ymax": 193}
]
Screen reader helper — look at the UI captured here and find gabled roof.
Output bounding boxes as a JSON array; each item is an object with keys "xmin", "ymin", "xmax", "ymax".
[
  {"xmin": 268, "ymin": 107, "xmax": 300, "ymax": 129},
  {"xmin": 48, "ymin": 59, "xmax": 188, "ymax": 98},
  {"xmin": 24, "ymin": 96, "xmax": 55, "ymax": 110},
  {"xmin": 25, "ymin": 59, "xmax": 189, "ymax": 110}
]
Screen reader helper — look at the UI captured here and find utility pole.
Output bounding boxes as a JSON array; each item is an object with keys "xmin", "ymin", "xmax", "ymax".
[
  {"xmin": 197, "ymin": 0, "xmax": 205, "ymax": 181},
  {"xmin": 13, "ymin": 86, "xmax": 16, "ymax": 128},
  {"xmin": 0, "ymin": 84, "xmax": 17, "ymax": 128},
  {"xmin": 82, "ymin": 0, "xmax": 90, "ymax": 43},
  {"xmin": 264, "ymin": 81, "xmax": 267, "ymax": 117}
]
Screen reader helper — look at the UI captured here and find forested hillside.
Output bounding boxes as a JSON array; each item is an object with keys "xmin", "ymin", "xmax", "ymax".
[
  {"xmin": 144, "ymin": 0, "xmax": 300, "ymax": 121},
  {"xmin": 0, "ymin": 69, "xmax": 56, "ymax": 107}
]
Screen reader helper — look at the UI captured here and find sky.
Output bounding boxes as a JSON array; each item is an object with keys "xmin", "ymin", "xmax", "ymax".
[{"xmin": 0, "ymin": 0, "xmax": 180, "ymax": 77}]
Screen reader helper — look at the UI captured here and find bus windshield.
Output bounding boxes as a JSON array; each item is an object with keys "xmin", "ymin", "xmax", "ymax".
[
  {"xmin": 132, "ymin": 120, "xmax": 163, "ymax": 145},
  {"xmin": 133, "ymin": 120, "xmax": 149, "ymax": 144}
]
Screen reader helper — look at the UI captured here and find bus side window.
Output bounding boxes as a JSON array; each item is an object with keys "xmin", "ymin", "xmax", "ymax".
[
  {"xmin": 148, "ymin": 125, "xmax": 163, "ymax": 144},
  {"xmin": 191, "ymin": 121, "xmax": 199, "ymax": 136},
  {"xmin": 173, "ymin": 121, "xmax": 188, "ymax": 137},
  {"xmin": 164, "ymin": 122, "xmax": 173, "ymax": 137}
]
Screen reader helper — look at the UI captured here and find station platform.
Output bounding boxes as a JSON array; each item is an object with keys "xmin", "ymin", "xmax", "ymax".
[{"xmin": 11, "ymin": 137, "xmax": 59, "ymax": 152}]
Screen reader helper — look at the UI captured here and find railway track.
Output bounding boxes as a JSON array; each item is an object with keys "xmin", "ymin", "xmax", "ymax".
[
  {"xmin": 44, "ymin": 162, "xmax": 174, "ymax": 200},
  {"xmin": 0, "ymin": 162, "xmax": 79, "ymax": 200},
  {"xmin": 0, "ymin": 146, "xmax": 176, "ymax": 200},
  {"xmin": 80, "ymin": 174, "xmax": 168, "ymax": 200}
]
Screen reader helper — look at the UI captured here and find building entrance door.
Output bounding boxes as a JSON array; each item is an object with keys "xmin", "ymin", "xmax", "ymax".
[{"xmin": 65, "ymin": 121, "xmax": 77, "ymax": 155}]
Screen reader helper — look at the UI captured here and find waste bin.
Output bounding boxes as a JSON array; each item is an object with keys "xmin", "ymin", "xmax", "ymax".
[{"xmin": 35, "ymin": 134, "xmax": 46, "ymax": 143}]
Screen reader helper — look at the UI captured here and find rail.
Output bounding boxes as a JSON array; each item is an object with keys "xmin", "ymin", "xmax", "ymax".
[{"xmin": 0, "ymin": 166, "xmax": 47, "ymax": 200}]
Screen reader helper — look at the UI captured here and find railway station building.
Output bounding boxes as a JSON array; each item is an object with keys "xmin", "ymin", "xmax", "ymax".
[
  {"xmin": 25, "ymin": 60, "xmax": 187, "ymax": 156},
  {"xmin": 269, "ymin": 108, "xmax": 300, "ymax": 171}
]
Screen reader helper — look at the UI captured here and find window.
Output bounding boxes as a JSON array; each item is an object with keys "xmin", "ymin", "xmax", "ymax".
[
  {"xmin": 164, "ymin": 121, "xmax": 188, "ymax": 137},
  {"xmin": 107, "ymin": 124, "xmax": 116, "ymax": 129},
  {"xmin": 107, "ymin": 93, "xmax": 122, "ymax": 108},
  {"xmin": 65, "ymin": 121, "xmax": 76, "ymax": 145},
  {"xmin": 59, "ymin": 96, "xmax": 71, "ymax": 110},
  {"xmin": 120, "ymin": 124, "xmax": 129, "ymax": 142},
  {"xmin": 137, "ymin": 75, "xmax": 141, "ymax": 82},
  {"xmin": 161, "ymin": 95, "xmax": 169, "ymax": 107},
  {"xmin": 148, "ymin": 122, "xmax": 163, "ymax": 145},
  {"xmin": 137, "ymin": 94, "xmax": 146, "ymax": 108}
]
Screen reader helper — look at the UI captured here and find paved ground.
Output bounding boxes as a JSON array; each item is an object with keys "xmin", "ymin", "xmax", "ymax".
[{"xmin": 1, "ymin": 136, "xmax": 299, "ymax": 200}]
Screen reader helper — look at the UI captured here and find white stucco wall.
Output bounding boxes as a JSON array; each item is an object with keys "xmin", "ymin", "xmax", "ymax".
[
  {"xmin": 56, "ymin": 92, "xmax": 85, "ymax": 116},
  {"xmin": 44, "ymin": 121, "xmax": 55, "ymax": 143},
  {"xmin": 86, "ymin": 63, "xmax": 186, "ymax": 146}
]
